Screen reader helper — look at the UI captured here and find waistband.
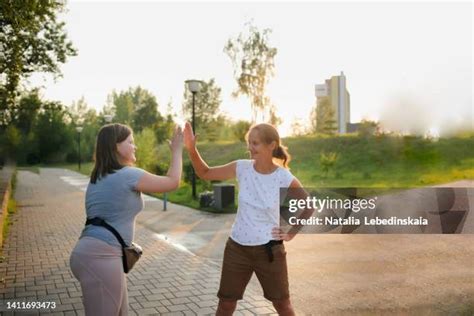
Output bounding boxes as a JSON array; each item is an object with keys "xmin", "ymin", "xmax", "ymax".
[
  {"xmin": 72, "ymin": 236, "xmax": 122, "ymax": 257},
  {"xmin": 229, "ymin": 238, "xmax": 283, "ymax": 262},
  {"xmin": 229, "ymin": 237, "xmax": 283, "ymax": 248}
]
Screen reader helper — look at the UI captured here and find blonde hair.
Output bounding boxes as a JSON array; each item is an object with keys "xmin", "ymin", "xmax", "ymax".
[{"xmin": 245, "ymin": 123, "xmax": 291, "ymax": 169}]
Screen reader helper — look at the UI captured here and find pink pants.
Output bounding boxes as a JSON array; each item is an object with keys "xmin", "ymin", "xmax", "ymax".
[{"xmin": 70, "ymin": 237, "xmax": 128, "ymax": 316}]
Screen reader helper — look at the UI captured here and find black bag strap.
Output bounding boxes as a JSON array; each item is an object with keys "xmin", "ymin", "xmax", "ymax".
[
  {"xmin": 85, "ymin": 217, "xmax": 128, "ymax": 248},
  {"xmin": 264, "ymin": 240, "xmax": 283, "ymax": 262}
]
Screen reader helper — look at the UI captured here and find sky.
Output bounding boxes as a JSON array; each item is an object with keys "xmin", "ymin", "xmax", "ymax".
[{"xmin": 30, "ymin": 1, "xmax": 473, "ymax": 136}]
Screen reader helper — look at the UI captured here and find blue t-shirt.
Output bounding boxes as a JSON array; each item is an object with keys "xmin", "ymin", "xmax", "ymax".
[{"xmin": 80, "ymin": 166, "xmax": 145, "ymax": 247}]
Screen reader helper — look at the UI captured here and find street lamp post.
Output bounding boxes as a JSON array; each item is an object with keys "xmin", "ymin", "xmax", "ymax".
[
  {"xmin": 104, "ymin": 114, "xmax": 113, "ymax": 124},
  {"xmin": 185, "ymin": 79, "xmax": 202, "ymax": 199},
  {"xmin": 76, "ymin": 126, "xmax": 83, "ymax": 171}
]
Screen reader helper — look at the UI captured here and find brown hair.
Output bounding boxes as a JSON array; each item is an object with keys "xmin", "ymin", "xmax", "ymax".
[
  {"xmin": 246, "ymin": 123, "xmax": 291, "ymax": 168},
  {"xmin": 90, "ymin": 123, "xmax": 132, "ymax": 184}
]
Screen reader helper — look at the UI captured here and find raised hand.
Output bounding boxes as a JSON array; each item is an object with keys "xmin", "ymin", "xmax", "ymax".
[
  {"xmin": 183, "ymin": 122, "xmax": 197, "ymax": 151},
  {"xmin": 169, "ymin": 125, "xmax": 183, "ymax": 153}
]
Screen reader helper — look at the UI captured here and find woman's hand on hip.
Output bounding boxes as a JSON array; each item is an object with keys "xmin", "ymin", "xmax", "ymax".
[{"xmin": 272, "ymin": 227, "xmax": 295, "ymax": 242}]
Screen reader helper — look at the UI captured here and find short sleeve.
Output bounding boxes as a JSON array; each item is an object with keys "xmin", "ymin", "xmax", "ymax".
[
  {"xmin": 121, "ymin": 167, "xmax": 146, "ymax": 190},
  {"xmin": 280, "ymin": 168, "xmax": 295, "ymax": 188},
  {"xmin": 236, "ymin": 159, "xmax": 249, "ymax": 181}
]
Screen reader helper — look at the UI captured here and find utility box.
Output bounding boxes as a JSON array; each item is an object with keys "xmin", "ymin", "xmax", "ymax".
[{"xmin": 213, "ymin": 183, "xmax": 235, "ymax": 210}]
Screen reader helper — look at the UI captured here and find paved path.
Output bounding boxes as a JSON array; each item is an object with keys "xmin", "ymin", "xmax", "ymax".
[{"xmin": 0, "ymin": 169, "xmax": 277, "ymax": 315}]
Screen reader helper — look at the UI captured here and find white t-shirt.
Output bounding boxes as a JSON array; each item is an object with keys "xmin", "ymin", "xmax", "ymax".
[{"xmin": 230, "ymin": 159, "xmax": 295, "ymax": 246}]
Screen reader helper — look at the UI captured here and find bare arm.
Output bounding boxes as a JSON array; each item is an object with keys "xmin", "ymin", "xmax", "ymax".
[
  {"xmin": 272, "ymin": 177, "xmax": 313, "ymax": 241},
  {"xmin": 135, "ymin": 126, "xmax": 183, "ymax": 193},
  {"xmin": 184, "ymin": 122, "xmax": 236, "ymax": 181}
]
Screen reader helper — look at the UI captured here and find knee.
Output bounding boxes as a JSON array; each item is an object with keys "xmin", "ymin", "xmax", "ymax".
[
  {"xmin": 217, "ymin": 299, "xmax": 237, "ymax": 315},
  {"xmin": 272, "ymin": 298, "xmax": 294, "ymax": 316}
]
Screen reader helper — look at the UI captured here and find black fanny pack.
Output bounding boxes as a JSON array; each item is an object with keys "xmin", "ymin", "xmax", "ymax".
[{"xmin": 85, "ymin": 217, "xmax": 142, "ymax": 273}]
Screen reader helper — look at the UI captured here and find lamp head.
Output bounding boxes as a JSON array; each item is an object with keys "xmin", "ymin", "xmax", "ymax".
[
  {"xmin": 186, "ymin": 79, "xmax": 202, "ymax": 93},
  {"xmin": 104, "ymin": 114, "xmax": 113, "ymax": 123}
]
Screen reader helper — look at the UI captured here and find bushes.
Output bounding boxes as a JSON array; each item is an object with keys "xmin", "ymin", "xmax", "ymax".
[
  {"xmin": 232, "ymin": 120, "xmax": 251, "ymax": 142},
  {"xmin": 135, "ymin": 127, "xmax": 158, "ymax": 172}
]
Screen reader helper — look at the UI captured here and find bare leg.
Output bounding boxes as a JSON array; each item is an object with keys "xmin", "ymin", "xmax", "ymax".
[
  {"xmin": 216, "ymin": 299, "xmax": 237, "ymax": 316},
  {"xmin": 272, "ymin": 298, "xmax": 295, "ymax": 316}
]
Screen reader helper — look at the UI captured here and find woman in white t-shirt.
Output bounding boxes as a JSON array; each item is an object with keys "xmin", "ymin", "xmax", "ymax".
[{"xmin": 184, "ymin": 121, "xmax": 303, "ymax": 316}]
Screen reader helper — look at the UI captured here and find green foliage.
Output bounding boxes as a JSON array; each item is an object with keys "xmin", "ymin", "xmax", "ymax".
[
  {"xmin": 108, "ymin": 86, "xmax": 175, "ymax": 145},
  {"xmin": 224, "ymin": 21, "xmax": 277, "ymax": 122},
  {"xmin": 130, "ymin": 87, "xmax": 161, "ymax": 133},
  {"xmin": 401, "ymin": 136, "xmax": 440, "ymax": 166},
  {"xmin": 171, "ymin": 134, "xmax": 474, "ymax": 188},
  {"xmin": 69, "ymin": 97, "xmax": 89, "ymax": 125},
  {"xmin": 290, "ymin": 118, "xmax": 309, "ymax": 136},
  {"xmin": 2, "ymin": 125, "xmax": 21, "ymax": 156},
  {"xmin": 311, "ymin": 97, "xmax": 337, "ymax": 135},
  {"xmin": 232, "ymin": 120, "xmax": 251, "ymax": 142},
  {"xmin": 109, "ymin": 86, "xmax": 160, "ymax": 133},
  {"xmin": 111, "ymin": 89, "xmax": 134, "ymax": 125},
  {"xmin": 33, "ymin": 101, "xmax": 74, "ymax": 163},
  {"xmin": 154, "ymin": 113, "xmax": 175, "ymax": 144},
  {"xmin": 183, "ymin": 162, "xmax": 213, "ymax": 191},
  {"xmin": 0, "ymin": 0, "xmax": 77, "ymax": 126},
  {"xmin": 182, "ymin": 78, "xmax": 223, "ymax": 141},
  {"xmin": 68, "ymin": 97, "xmax": 101, "ymax": 163},
  {"xmin": 319, "ymin": 152, "xmax": 339, "ymax": 178},
  {"xmin": 2, "ymin": 197, "xmax": 17, "ymax": 245},
  {"xmin": 358, "ymin": 119, "xmax": 379, "ymax": 138},
  {"xmin": 14, "ymin": 89, "xmax": 42, "ymax": 134},
  {"xmin": 135, "ymin": 127, "xmax": 158, "ymax": 172}
]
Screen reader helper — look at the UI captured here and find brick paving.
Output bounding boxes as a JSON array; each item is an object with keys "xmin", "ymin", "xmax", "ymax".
[{"xmin": 0, "ymin": 169, "xmax": 277, "ymax": 315}]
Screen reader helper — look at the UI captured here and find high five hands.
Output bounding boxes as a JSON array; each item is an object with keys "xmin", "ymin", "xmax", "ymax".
[
  {"xmin": 169, "ymin": 125, "xmax": 183, "ymax": 153},
  {"xmin": 183, "ymin": 122, "xmax": 197, "ymax": 152}
]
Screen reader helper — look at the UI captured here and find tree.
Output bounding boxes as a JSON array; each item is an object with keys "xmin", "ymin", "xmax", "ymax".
[
  {"xmin": 224, "ymin": 21, "xmax": 277, "ymax": 123},
  {"xmin": 0, "ymin": 0, "xmax": 77, "ymax": 127},
  {"xmin": 155, "ymin": 111, "xmax": 175, "ymax": 144},
  {"xmin": 268, "ymin": 104, "xmax": 282, "ymax": 126},
  {"xmin": 311, "ymin": 97, "xmax": 337, "ymax": 135},
  {"xmin": 111, "ymin": 89, "xmax": 133, "ymax": 126},
  {"xmin": 68, "ymin": 97, "xmax": 100, "ymax": 162},
  {"xmin": 33, "ymin": 101, "xmax": 74, "ymax": 162},
  {"xmin": 182, "ymin": 79, "xmax": 222, "ymax": 141},
  {"xmin": 110, "ymin": 86, "xmax": 159, "ymax": 132},
  {"xmin": 290, "ymin": 117, "xmax": 309, "ymax": 136},
  {"xmin": 232, "ymin": 120, "xmax": 252, "ymax": 142},
  {"xmin": 15, "ymin": 89, "xmax": 42, "ymax": 134},
  {"xmin": 358, "ymin": 119, "xmax": 380, "ymax": 137},
  {"xmin": 69, "ymin": 96, "xmax": 89, "ymax": 125},
  {"xmin": 1, "ymin": 125, "xmax": 21, "ymax": 158},
  {"xmin": 130, "ymin": 87, "xmax": 160, "ymax": 133},
  {"xmin": 135, "ymin": 127, "xmax": 158, "ymax": 172}
]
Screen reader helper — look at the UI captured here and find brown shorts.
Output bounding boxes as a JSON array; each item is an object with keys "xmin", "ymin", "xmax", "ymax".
[{"xmin": 217, "ymin": 237, "xmax": 289, "ymax": 302}]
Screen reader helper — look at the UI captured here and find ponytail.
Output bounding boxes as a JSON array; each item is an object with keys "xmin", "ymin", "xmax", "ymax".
[
  {"xmin": 248, "ymin": 123, "xmax": 292, "ymax": 169},
  {"xmin": 273, "ymin": 144, "xmax": 291, "ymax": 169}
]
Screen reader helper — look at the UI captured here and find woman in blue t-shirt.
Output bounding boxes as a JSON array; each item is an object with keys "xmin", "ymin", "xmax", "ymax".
[
  {"xmin": 70, "ymin": 123, "xmax": 183, "ymax": 316},
  {"xmin": 184, "ymin": 121, "xmax": 304, "ymax": 316}
]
